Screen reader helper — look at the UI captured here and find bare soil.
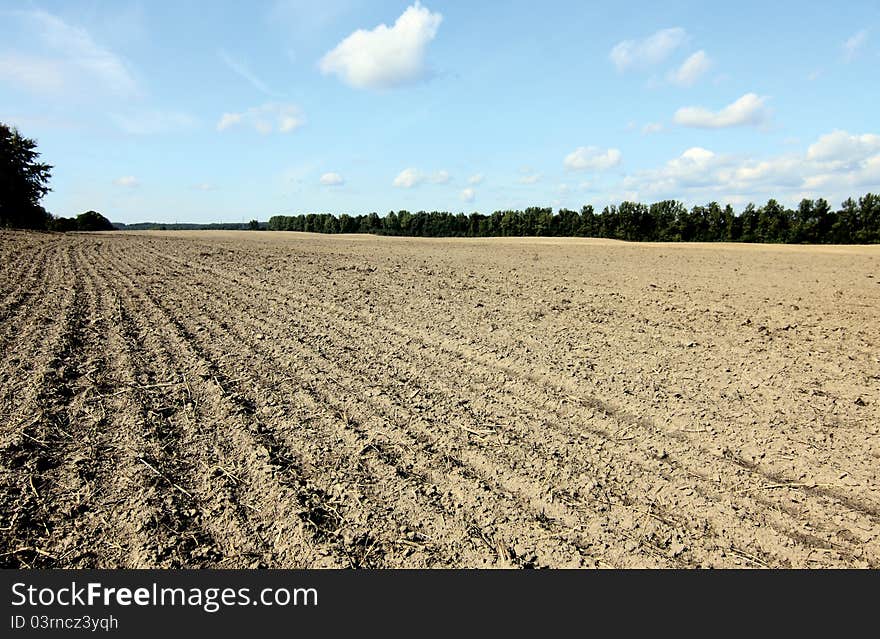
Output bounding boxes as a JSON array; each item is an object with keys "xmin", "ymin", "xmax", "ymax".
[{"xmin": 1, "ymin": 229, "xmax": 878, "ymax": 568}]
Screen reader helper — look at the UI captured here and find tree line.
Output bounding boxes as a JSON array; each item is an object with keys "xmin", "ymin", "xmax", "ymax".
[
  {"xmin": 114, "ymin": 220, "xmax": 264, "ymax": 231},
  {"xmin": 4, "ymin": 121, "xmax": 880, "ymax": 243},
  {"xmin": 268, "ymin": 194, "xmax": 880, "ymax": 243},
  {"xmin": 48, "ymin": 210, "xmax": 115, "ymax": 231}
]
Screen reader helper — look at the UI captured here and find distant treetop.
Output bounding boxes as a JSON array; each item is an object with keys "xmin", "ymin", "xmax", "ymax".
[
  {"xmin": 267, "ymin": 194, "xmax": 880, "ymax": 244},
  {"xmin": 0, "ymin": 122, "xmax": 53, "ymax": 230},
  {"xmin": 75, "ymin": 210, "xmax": 114, "ymax": 232}
]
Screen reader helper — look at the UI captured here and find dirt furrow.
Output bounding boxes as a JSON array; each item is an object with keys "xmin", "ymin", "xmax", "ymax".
[
  {"xmin": 0, "ymin": 241, "xmax": 61, "ymax": 398},
  {"xmin": 38, "ymin": 242, "xmax": 227, "ymax": 567},
  {"xmin": 91, "ymin": 249, "xmax": 356, "ymax": 567},
  {"xmin": 248, "ymin": 251, "xmax": 879, "ymax": 538},
  {"xmin": 0, "ymin": 243, "xmax": 84, "ymax": 567},
  {"xmin": 177, "ymin": 240, "xmax": 878, "ymax": 494},
  {"xmin": 0, "ymin": 237, "xmax": 52, "ymax": 325},
  {"xmin": 107, "ymin": 242, "xmax": 610, "ymax": 567},
  {"xmin": 143, "ymin": 243, "xmax": 873, "ymax": 566},
  {"xmin": 4, "ymin": 231, "xmax": 877, "ymax": 568},
  {"xmin": 112, "ymin": 245, "xmax": 677, "ymax": 568}
]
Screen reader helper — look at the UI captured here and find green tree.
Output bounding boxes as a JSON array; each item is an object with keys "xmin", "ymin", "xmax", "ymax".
[
  {"xmin": 0, "ymin": 122, "xmax": 53, "ymax": 229},
  {"xmin": 831, "ymin": 198, "xmax": 858, "ymax": 243},
  {"xmin": 856, "ymin": 193, "xmax": 879, "ymax": 243},
  {"xmin": 739, "ymin": 204, "xmax": 759, "ymax": 242},
  {"xmin": 48, "ymin": 216, "xmax": 78, "ymax": 232},
  {"xmin": 757, "ymin": 199, "xmax": 790, "ymax": 242},
  {"xmin": 706, "ymin": 202, "xmax": 725, "ymax": 241},
  {"xmin": 76, "ymin": 210, "xmax": 114, "ymax": 231}
]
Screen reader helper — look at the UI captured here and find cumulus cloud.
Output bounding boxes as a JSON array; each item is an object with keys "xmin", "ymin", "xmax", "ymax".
[
  {"xmin": 391, "ymin": 168, "xmax": 449, "ymax": 187},
  {"xmin": 467, "ymin": 173, "xmax": 484, "ymax": 185},
  {"xmin": 806, "ymin": 130, "xmax": 880, "ymax": 164},
  {"xmin": 430, "ymin": 169, "xmax": 451, "ymax": 184},
  {"xmin": 319, "ymin": 172, "xmax": 345, "ymax": 186},
  {"xmin": 564, "ymin": 146, "xmax": 622, "ymax": 171},
  {"xmin": 217, "ymin": 103, "xmax": 304, "ymax": 134},
  {"xmin": 843, "ymin": 29, "xmax": 868, "ymax": 61},
  {"xmin": 617, "ymin": 130, "xmax": 880, "ymax": 203},
  {"xmin": 623, "ymin": 147, "xmax": 723, "ymax": 194},
  {"xmin": 668, "ymin": 50, "xmax": 712, "ymax": 86},
  {"xmin": 319, "ymin": 2, "xmax": 442, "ymax": 90},
  {"xmin": 674, "ymin": 93, "xmax": 768, "ymax": 128},
  {"xmin": 114, "ymin": 176, "xmax": 139, "ymax": 187},
  {"xmin": 0, "ymin": 9, "xmax": 139, "ymax": 98},
  {"xmin": 609, "ymin": 27, "xmax": 687, "ymax": 71},
  {"xmin": 625, "ymin": 146, "xmax": 811, "ymax": 198},
  {"xmin": 642, "ymin": 122, "xmax": 664, "ymax": 135},
  {"xmin": 460, "ymin": 188, "xmax": 475, "ymax": 202},
  {"xmin": 393, "ymin": 168, "xmax": 423, "ymax": 188}
]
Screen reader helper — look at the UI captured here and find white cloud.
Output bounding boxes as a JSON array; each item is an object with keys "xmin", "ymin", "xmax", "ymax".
[
  {"xmin": 460, "ymin": 188, "xmax": 475, "ymax": 202},
  {"xmin": 320, "ymin": 172, "xmax": 345, "ymax": 186},
  {"xmin": 114, "ymin": 176, "xmax": 139, "ymax": 188},
  {"xmin": 642, "ymin": 122, "xmax": 664, "ymax": 135},
  {"xmin": 430, "ymin": 169, "xmax": 451, "ymax": 184},
  {"xmin": 391, "ymin": 168, "xmax": 449, "ymax": 187},
  {"xmin": 111, "ymin": 111, "xmax": 198, "ymax": 135},
  {"xmin": 624, "ymin": 147, "xmax": 723, "ymax": 194},
  {"xmin": 843, "ymin": 29, "xmax": 868, "ymax": 61},
  {"xmin": 0, "ymin": 10, "xmax": 139, "ymax": 98},
  {"xmin": 610, "ymin": 27, "xmax": 687, "ymax": 72},
  {"xmin": 219, "ymin": 49, "xmax": 279, "ymax": 97},
  {"xmin": 467, "ymin": 173, "xmax": 484, "ymax": 185},
  {"xmin": 517, "ymin": 173, "xmax": 542, "ymax": 184},
  {"xmin": 217, "ymin": 103, "xmax": 304, "ymax": 134},
  {"xmin": 723, "ymin": 156, "xmax": 806, "ymax": 188},
  {"xmin": 393, "ymin": 168, "xmax": 423, "ymax": 188},
  {"xmin": 680, "ymin": 147, "xmax": 716, "ymax": 164},
  {"xmin": 806, "ymin": 130, "xmax": 880, "ymax": 164},
  {"xmin": 319, "ymin": 2, "xmax": 442, "ymax": 90},
  {"xmin": 674, "ymin": 93, "xmax": 769, "ymax": 128},
  {"xmin": 192, "ymin": 183, "xmax": 217, "ymax": 191},
  {"xmin": 564, "ymin": 146, "xmax": 622, "ymax": 171},
  {"xmin": 668, "ymin": 50, "xmax": 712, "ymax": 86},
  {"xmin": 617, "ymin": 130, "xmax": 880, "ymax": 204}
]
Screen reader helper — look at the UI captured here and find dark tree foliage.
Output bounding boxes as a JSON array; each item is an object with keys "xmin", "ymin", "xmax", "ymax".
[
  {"xmin": 48, "ymin": 216, "xmax": 78, "ymax": 232},
  {"xmin": 267, "ymin": 194, "xmax": 880, "ymax": 244},
  {"xmin": 115, "ymin": 221, "xmax": 266, "ymax": 230},
  {"xmin": 76, "ymin": 210, "xmax": 114, "ymax": 231},
  {"xmin": 0, "ymin": 122, "xmax": 53, "ymax": 229}
]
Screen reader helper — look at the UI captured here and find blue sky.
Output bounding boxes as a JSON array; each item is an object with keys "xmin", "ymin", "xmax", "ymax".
[{"xmin": 1, "ymin": 0, "xmax": 878, "ymax": 223}]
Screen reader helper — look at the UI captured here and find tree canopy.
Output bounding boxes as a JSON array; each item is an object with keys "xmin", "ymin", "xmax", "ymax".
[
  {"xmin": 0, "ymin": 122, "xmax": 53, "ymax": 229},
  {"xmin": 75, "ymin": 210, "xmax": 114, "ymax": 231},
  {"xmin": 267, "ymin": 194, "xmax": 880, "ymax": 244}
]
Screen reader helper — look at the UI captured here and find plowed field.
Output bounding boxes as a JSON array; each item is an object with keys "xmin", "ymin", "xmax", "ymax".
[{"xmin": 1, "ymin": 229, "xmax": 878, "ymax": 568}]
